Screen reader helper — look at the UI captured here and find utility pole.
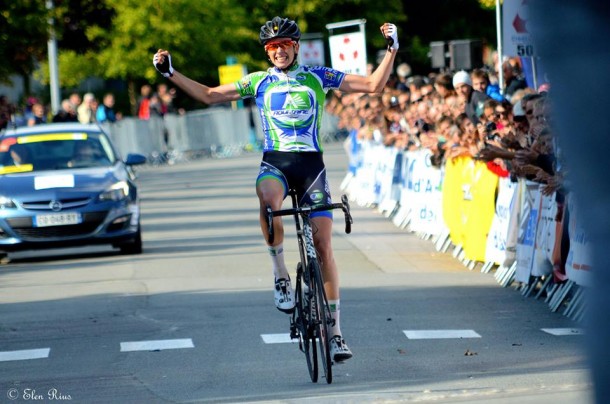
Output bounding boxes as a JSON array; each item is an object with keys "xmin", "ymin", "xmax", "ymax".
[
  {"xmin": 47, "ymin": 0, "xmax": 60, "ymax": 114},
  {"xmin": 496, "ymin": 0, "xmax": 504, "ymax": 93}
]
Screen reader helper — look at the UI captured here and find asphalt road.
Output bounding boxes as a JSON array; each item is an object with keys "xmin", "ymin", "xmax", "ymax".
[{"xmin": 0, "ymin": 143, "xmax": 592, "ymax": 403}]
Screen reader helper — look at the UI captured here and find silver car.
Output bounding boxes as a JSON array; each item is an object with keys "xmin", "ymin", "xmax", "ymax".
[{"xmin": 0, "ymin": 123, "xmax": 147, "ymax": 261}]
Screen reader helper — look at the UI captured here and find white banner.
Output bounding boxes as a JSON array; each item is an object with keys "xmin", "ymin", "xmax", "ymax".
[
  {"xmin": 403, "ymin": 150, "xmax": 444, "ymax": 236},
  {"xmin": 502, "ymin": 0, "xmax": 535, "ymax": 57},
  {"xmin": 531, "ymin": 192, "xmax": 556, "ymax": 276},
  {"xmin": 353, "ymin": 142, "xmax": 381, "ymax": 206},
  {"xmin": 328, "ymin": 31, "xmax": 368, "ymax": 76},
  {"xmin": 515, "ymin": 181, "xmax": 540, "ymax": 283},
  {"xmin": 565, "ymin": 196, "xmax": 593, "ymax": 286},
  {"xmin": 298, "ymin": 38, "xmax": 325, "ymax": 66},
  {"xmin": 376, "ymin": 147, "xmax": 398, "ymax": 208},
  {"xmin": 485, "ymin": 177, "xmax": 517, "ymax": 265}
]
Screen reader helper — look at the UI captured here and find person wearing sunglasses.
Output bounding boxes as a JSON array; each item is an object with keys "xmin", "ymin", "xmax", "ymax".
[{"xmin": 153, "ymin": 16, "xmax": 399, "ymax": 363}]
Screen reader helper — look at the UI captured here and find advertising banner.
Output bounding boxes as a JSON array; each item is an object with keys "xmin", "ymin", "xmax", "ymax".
[
  {"xmin": 502, "ymin": 0, "xmax": 535, "ymax": 57},
  {"xmin": 328, "ymin": 31, "xmax": 368, "ymax": 76}
]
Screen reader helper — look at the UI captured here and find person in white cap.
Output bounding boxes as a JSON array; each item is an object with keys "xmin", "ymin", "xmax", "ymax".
[
  {"xmin": 77, "ymin": 93, "xmax": 96, "ymax": 124},
  {"xmin": 453, "ymin": 70, "xmax": 489, "ymax": 124}
]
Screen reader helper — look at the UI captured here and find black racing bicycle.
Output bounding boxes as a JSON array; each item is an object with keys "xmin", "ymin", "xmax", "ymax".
[{"xmin": 265, "ymin": 190, "xmax": 352, "ymax": 384}]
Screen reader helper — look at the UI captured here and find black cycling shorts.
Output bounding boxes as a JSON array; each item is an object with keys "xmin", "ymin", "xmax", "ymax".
[{"xmin": 256, "ymin": 151, "xmax": 332, "ymax": 219}]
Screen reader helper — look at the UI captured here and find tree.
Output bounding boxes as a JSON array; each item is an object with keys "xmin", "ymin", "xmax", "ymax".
[
  {"xmin": 39, "ymin": 0, "xmax": 257, "ymax": 113},
  {"xmin": 0, "ymin": 1, "xmax": 50, "ymax": 96},
  {"xmin": 26, "ymin": 0, "xmax": 495, "ymax": 112}
]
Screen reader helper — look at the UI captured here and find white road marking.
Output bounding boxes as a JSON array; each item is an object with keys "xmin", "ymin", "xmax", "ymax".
[
  {"xmin": 541, "ymin": 328, "xmax": 584, "ymax": 336},
  {"xmin": 261, "ymin": 333, "xmax": 299, "ymax": 344},
  {"xmin": 403, "ymin": 330, "xmax": 482, "ymax": 339},
  {"xmin": 0, "ymin": 348, "xmax": 50, "ymax": 362},
  {"xmin": 120, "ymin": 338, "xmax": 194, "ymax": 352}
]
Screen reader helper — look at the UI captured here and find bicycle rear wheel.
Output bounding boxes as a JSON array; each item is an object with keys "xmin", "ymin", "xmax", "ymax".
[
  {"xmin": 310, "ymin": 259, "xmax": 333, "ymax": 384},
  {"xmin": 295, "ymin": 263, "xmax": 317, "ymax": 382}
]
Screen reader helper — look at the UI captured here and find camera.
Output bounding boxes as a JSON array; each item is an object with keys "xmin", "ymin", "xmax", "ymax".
[
  {"xmin": 485, "ymin": 121, "xmax": 496, "ymax": 134},
  {"xmin": 484, "ymin": 122, "xmax": 499, "ymax": 142},
  {"xmin": 486, "ymin": 132, "xmax": 500, "ymax": 141},
  {"xmin": 415, "ymin": 118, "xmax": 430, "ymax": 133},
  {"xmin": 389, "ymin": 96, "xmax": 400, "ymax": 108}
]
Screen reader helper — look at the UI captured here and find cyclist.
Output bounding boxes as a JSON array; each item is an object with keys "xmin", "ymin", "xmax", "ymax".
[{"xmin": 153, "ymin": 16, "xmax": 398, "ymax": 362}]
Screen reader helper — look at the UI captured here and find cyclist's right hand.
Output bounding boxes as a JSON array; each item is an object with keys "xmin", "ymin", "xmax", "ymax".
[{"xmin": 153, "ymin": 49, "xmax": 174, "ymax": 78}]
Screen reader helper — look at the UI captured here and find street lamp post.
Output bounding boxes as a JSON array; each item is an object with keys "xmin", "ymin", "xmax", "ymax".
[{"xmin": 46, "ymin": 0, "xmax": 60, "ymax": 114}]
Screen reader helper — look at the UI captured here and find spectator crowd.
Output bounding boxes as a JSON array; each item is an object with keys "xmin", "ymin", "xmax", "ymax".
[
  {"xmin": 0, "ymin": 52, "xmax": 570, "ymax": 282},
  {"xmin": 326, "ymin": 56, "xmax": 566, "ymax": 281},
  {"xmin": 0, "ymin": 82, "xmax": 183, "ymax": 131}
]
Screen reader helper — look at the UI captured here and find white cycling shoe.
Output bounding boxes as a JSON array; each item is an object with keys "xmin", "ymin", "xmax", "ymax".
[
  {"xmin": 329, "ymin": 335, "xmax": 353, "ymax": 362},
  {"xmin": 274, "ymin": 278, "xmax": 295, "ymax": 313}
]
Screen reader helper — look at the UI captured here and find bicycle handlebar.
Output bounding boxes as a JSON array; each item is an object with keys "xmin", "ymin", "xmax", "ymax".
[{"xmin": 265, "ymin": 194, "xmax": 353, "ymax": 244}]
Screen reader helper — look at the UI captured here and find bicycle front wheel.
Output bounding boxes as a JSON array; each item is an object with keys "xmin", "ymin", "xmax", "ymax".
[
  {"xmin": 296, "ymin": 262, "xmax": 318, "ymax": 382},
  {"xmin": 310, "ymin": 259, "xmax": 333, "ymax": 384}
]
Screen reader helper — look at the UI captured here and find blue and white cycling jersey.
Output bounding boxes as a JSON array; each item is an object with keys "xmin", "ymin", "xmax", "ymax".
[{"xmin": 235, "ymin": 64, "xmax": 345, "ymax": 152}]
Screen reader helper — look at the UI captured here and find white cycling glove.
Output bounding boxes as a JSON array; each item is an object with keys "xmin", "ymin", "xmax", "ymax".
[
  {"xmin": 153, "ymin": 52, "xmax": 174, "ymax": 78},
  {"xmin": 385, "ymin": 23, "xmax": 399, "ymax": 51}
]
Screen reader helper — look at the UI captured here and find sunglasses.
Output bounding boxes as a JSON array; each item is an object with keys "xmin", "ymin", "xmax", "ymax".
[{"xmin": 264, "ymin": 40, "xmax": 297, "ymax": 52}]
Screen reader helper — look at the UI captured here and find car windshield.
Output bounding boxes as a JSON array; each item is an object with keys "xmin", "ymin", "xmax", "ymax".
[{"xmin": 0, "ymin": 131, "xmax": 116, "ymax": 175}]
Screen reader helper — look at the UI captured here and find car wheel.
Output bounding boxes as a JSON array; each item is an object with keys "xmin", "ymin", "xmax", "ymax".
[
  {"xmin": 118, "ymin": 228, "xmax": 143, "ymax": 255},
  {"xmin": 0, "ymin": 252, "xmax": 8, "ymax": 264}
]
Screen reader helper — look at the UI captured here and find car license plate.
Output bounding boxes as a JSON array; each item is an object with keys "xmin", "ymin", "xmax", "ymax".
[{"xmin": 34, "ymin": 212, "xmax": 82, "ymax": 227}]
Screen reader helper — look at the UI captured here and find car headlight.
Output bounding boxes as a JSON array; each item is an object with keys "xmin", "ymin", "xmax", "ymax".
[
  {"xmin": 98, "ymin": 181, "xmax": 130, "ymax": 202},
  {"xmin": 0, "ymin": 196, "xmax": 16, "ymax": 209}
]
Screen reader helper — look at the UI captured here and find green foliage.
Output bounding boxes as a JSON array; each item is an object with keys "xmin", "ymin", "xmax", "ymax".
[
  {"xmin": 3, "ymin": 0, "xmax": 497, "ymax": 107},
  {"xmin": 35, "ymin": 51, "xmax": 100, "ymax": 88},
  {"xmin": 48, "ymin": 0, "xmax": 405, "ymax": 86},
  {"xmin": 0, "ymin": 1, "xmax": 50, "ymax": 83},
  {"xmin": 478, "ymin": 0, "xmax": 500, "ymax": 10}
]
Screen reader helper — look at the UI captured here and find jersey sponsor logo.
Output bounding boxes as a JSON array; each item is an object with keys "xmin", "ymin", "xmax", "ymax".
[
  {"xmin": 324, "ymin": 70, "xmax": 337, "ymax": 81},
  {"xmin": 258, "ymin": 164, "xmax": 283, "ymax": 178},
  {"xmin": 310, "ymin": 190, "xmax": 324, "ymax": 203},
  {"xmin": 240, "ymin": 80, "xmax": 251, "ymax": 91},
  {"xmin": 296, "ymin": 73, "xmax": 307, "ymax": 82},
  {"xmin": 270, "ymin": 91, "xmax": 311, "ymax": 112}
]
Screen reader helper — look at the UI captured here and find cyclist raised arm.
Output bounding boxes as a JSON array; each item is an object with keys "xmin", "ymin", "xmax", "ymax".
[{"xmin": 153, "ymin": 16, "xmax": 399, "ymax": 363}]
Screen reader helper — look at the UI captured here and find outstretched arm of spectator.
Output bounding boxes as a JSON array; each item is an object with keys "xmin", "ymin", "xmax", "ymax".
[
  {"xmin": 514, "ymin": 148, "xmax": 540, "ymax": 165},
  {"xmin": 475, "ymin": 144, "xmax": 516, "ymax": 161}
]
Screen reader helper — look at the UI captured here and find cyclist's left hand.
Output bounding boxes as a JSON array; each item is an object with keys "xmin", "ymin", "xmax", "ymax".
[
  {"xmin": 153, "ymin": 49, "xmax": 174, "ymax": 78},
  {"xmin": 381, "ymin": 23, "xmax": 399, "ymax": 50}
]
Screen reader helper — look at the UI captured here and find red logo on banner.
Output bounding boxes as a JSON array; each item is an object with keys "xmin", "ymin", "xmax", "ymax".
[
  {"xmin": 513, "ymin": 14, "xmax": 528, "ymax": 33},
  {"xmin": 338, "ymin": 36, "xmax": 359, "ymax": 62},
  {"xmin": 302, "ymin": 42, "xmax": 320, "ymax": 60}
]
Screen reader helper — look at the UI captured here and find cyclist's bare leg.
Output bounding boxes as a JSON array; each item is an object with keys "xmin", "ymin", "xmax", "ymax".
[
  {"xmin": 311, "ymin": 216, "xmax": 339, "ymax": 300},
  {"xmin": 257, "ymin": 178, "xmax": 285, "ymax": 247},
  {"xmin": 258, "ymin": 178, "xmax": 296, "ymax": 312},
  {"xmin": 312, "ymin": 216, "xmax": 352, "ymax": 360}
]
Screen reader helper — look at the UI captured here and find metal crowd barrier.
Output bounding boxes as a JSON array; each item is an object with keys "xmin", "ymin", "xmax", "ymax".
[
  {"xmin": 103, "ymin": 107, "xmax": 340, "ymax": 161},
  {"xmin": 102, "ymin": 107, "xmax": 260, "ymax": 160},
  {"xmin": 342, "ymin": 139, "xmax": 589, "ymax": 322}
]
